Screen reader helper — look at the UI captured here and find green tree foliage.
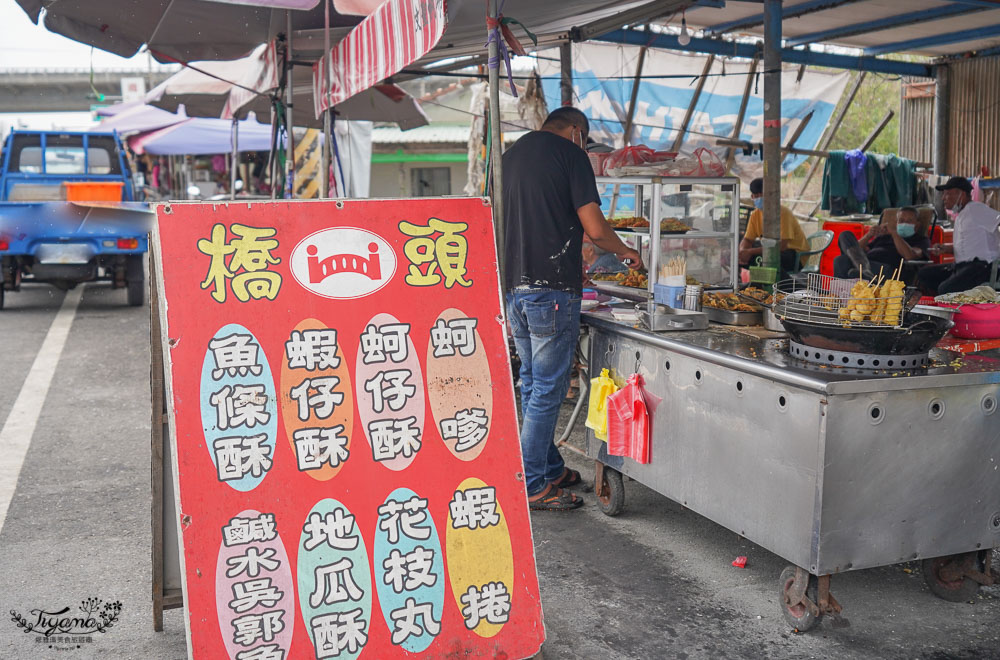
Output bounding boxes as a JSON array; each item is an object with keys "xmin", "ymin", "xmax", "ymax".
[{"xmin": 827, "ymin": 72, "xmax": 901, "ymax": 155}]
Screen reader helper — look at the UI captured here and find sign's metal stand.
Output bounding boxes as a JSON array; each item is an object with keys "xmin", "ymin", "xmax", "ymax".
[{"xmin": 150, "ymin": 254, "xmax": 183, "ymax": 631}]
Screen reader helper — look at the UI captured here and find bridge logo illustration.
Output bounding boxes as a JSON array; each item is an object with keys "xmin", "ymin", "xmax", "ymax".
[{"xmin": 291, "ymin": 227, "xmax": 396, "ymax": 299}]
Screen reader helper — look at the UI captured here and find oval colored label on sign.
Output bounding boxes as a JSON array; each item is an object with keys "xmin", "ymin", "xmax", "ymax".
[
  {"xmin": 216, "ymin": 509, "xmax": 295, "ymax": 658},
  {"xmin": 355, "ymin": 313, "xmax": 425, "ymax": 471},
  {"xmin": 290, "ymin": 227, "xmax": 396, "ymax": 299},
  {"xmin": 200, "ymin": 323, "xmax": 278, "ymax": 492},
  {"xmin": 446, "ymin": 477, "xmax": 514, "ymax": 638},
  {"xmin": 373, "ymin": 487, "xmax": 445, "ymax": 653},
  {"xmin": 279, "ymin": 318, "xmax": 354, "ymax": 481},
  {"xmin": 297, "ymin": 498, "xmax": 372, "ymax": 660},
  {"xmin": 426, "ymin": 308, "xmax": 493, "ymax": 461}
]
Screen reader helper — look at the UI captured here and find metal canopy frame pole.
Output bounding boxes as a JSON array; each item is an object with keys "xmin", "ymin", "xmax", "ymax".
[
  {"xmin": 593, "ymin": 29, "xmax": 932, "ymax": 78},
  {"xmin": 794, "ymin": 70, "xmax": 867, "ymax": 215},
  {"xmin": 933, "ymin": 63, "xmax": 949, "ymax": 175},
  {"xmin": 230, "ymin": 118, "xmax": 239, "ymax": 200},
  {"xmin": 488, "ymin": 0, "xmax": 505, "ymax": 289},
  {"xmin": 559, "ymin": 43, "xmax": 573, "ymax": 106},
  {"xmin": 725, "ymin": 53, "xmax": 759, "ymax": 174},
  {"xmin": 286, "ymin": 10, "xmax": 296, "ymax": 199},
  {"xmin": 321, "ymin": 0, "xmax": 332, "ymax": 199},
  {"xmin": 762, "ymin": 0, "xmax": 782, "ymax": 246}
]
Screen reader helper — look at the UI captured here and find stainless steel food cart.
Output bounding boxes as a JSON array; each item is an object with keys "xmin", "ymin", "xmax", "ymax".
[{"xmin": 580, "ymin": 311, "xmax": 1000, "ymax": 630}]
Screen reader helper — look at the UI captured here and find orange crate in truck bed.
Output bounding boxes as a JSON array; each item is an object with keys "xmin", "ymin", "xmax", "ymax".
[{"xmin": 61, "ymin": 181, "xmax": 124, "ymax": 202}]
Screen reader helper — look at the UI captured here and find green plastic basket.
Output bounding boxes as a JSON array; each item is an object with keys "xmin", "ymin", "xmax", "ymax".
[{"xmin": 748, "ymin": 264, "xmax": 778, "ymax": 284}]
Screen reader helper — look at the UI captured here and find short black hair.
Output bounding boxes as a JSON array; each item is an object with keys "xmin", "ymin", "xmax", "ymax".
[
  {"xmin": 542, "ymin": 107, "xmax": 589, "ymax": 136},
  {"xmin": 899, "ymin": 206, "xmax": 918, "ymax": 217},
  {"xmin": 749, "ymin": 178, "xmax": 763, "ymax": 195}
]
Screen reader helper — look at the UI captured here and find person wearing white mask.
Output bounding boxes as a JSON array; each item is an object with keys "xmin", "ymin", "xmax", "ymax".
[
  {"xmin": 739, "ymin": 177, "xmax": 809, "ymax": 275},
  {"xmin": 833, "ymin": 206, "xmax": 930, "ymax": 279},
  {"xmin": 917, "ymin": 176, "xmax": 1000, "ymax": 295}
]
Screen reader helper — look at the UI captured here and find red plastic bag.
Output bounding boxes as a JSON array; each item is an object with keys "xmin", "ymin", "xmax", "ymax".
[
  {"xmin": 605, "ymin": 145, "xmax": 657, "ymax": 172},
  {"xmin": 606, "ymin": 373, "xmax": 651, "ymax": 464},
  {"xmin": 678, "ymin": 147, "xmax": 726, "ymax": 177}
]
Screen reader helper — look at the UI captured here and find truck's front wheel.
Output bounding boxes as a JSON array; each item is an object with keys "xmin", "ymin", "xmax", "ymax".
[{"xmin": 126, "ymin": 254, "xmax": 145, "ymax": 307}]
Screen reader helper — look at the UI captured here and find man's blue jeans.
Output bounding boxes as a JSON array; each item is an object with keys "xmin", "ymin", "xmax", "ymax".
[{"xmin": 506, "ymin": 288, "xmax": 581, "ymax": 497}]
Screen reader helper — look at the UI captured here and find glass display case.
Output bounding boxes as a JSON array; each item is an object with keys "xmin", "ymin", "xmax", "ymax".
[{"xmin": 593, "ymin": 176, "xmax": 740, "ymax": 299}]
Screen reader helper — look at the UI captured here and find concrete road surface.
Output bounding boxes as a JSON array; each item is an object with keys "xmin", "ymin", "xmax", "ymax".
[{"xmin": 0, "ymin": 281, "xmax": 996, "ymax": 660}]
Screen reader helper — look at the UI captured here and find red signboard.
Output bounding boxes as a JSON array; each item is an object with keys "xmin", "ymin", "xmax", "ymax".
[{"xmin": 153, "ymin": 198, "xmax": 544, "ymax": 659}]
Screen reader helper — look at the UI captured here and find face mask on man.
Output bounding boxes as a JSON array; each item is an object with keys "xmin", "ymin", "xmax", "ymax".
[
  {"xmin": 896, "ymin": 223, "xmax": 916, "ymax": 238},
  {"xmin": 753, "ymin": 197, "xmax": 763, "ymax": 210}
]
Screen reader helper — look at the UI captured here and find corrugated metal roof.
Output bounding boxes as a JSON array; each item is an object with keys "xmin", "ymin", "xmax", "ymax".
[
  {"xmin": 372, "ymin": 124, "xmax": 527, "ymax": 144},
  {"xmin": 684, "ymin": 0, "xmax": 1000, "ymax": 58}
]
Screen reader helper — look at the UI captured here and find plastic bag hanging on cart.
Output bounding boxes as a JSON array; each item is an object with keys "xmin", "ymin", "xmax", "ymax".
[
  {"xmin": 606, "ymin": 373, "xmax": 652, "ymax": 464},
  {"xmin": 585, "ymin": 368, "xmax": 618, "ymax": 441}
]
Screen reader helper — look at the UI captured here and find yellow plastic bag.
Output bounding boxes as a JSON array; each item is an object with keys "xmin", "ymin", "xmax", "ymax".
[{"xmin": 585, "ymin": 368, "xmax": 618, "ymax": 441}]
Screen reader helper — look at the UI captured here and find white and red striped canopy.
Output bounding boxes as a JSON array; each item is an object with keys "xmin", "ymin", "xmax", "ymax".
[{"xmin": 312, "ymin": 0, "xmax": 447, "ymax": 117}]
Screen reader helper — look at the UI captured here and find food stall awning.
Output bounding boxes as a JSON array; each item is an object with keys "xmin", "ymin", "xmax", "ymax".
[
  {"xmin": 682, "ymin": 0, "xmax": 1000, "ymax": 58},
  {"xmin": 91, "ymin": 103, "xmax": 189, "ymax": 135},
  {"xmin": 128, "ymin": 114, "xmax": 273, "ymax": 155},
  {"xmin": 146, "ymin": 41, "xmax": 428, "ymax": 129},
  {"xmin": 13, "ymin": 0, "xmax": 363, "ymax": 62}
]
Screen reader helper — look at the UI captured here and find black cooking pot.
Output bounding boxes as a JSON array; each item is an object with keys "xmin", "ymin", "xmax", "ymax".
[{"xmin": 778, "ymin": 311, "xmax": 953, "ymax": 355}]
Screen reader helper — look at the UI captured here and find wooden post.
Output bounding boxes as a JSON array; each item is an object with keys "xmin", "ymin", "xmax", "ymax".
[
  {"xmin": 793, "ymin": 70, "xmax": 867, "ymax": 214},
  {"xmin": 610, "ymin": 33, "xmax": 650, "ymax": 218},
  {"xmin": 670, "ymin": 55, "xmax": 716, "ymax": 153},
  {"xmin": 725, "ymin": 54, "xmax": 759, "ymax": 174},
  {"xmin": 782, "ymin": 110, "xmax": 813, "ymax": 156},
  {"xmin": 621, "ymin": 30, "xmax": 650, "ymax": 147},
  {"xmin": 861, "ymin": 109, "xmax": 895, "ymax": 151}
]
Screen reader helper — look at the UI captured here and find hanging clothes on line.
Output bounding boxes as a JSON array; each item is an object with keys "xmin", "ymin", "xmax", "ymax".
[
  {"xmin": 845, "ymin": 149, "xmax": 868, "ymax": 205},
  {"xmin": 822, "ymin": 151, "xmax": 917, "ymax": 216}
]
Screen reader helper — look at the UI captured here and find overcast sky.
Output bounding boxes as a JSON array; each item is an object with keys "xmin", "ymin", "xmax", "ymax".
[{"xmin": 0, "ymin": 2, "xmax": 161, "ymax": 70}]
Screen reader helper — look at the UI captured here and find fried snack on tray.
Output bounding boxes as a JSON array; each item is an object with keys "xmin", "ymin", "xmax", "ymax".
[
  {"xmin": 701, "ymin": 292, "xmax": 762, "ymax": 312},
  {"xmin": 660, "ymin": 217, "xmax": 692, "ymax": 232},
  {"xmin": 592, "ymin": 269, "xmax": 648, "ymax": 288},
  {"xmin": 740, "ymin": 286, "xmax": 774, "ymax": 305},
  {"xmin": 608, "ymin": 216, "xmax": 650, "ymax": 228}
]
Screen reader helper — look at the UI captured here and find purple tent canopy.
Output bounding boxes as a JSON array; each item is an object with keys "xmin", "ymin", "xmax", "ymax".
[{"xmin": 129, "ymin": 114, "xmax": 272, "ymax": 156}]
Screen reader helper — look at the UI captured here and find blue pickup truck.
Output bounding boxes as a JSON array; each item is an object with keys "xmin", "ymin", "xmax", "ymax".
[{"xmin": 0, "ymin": 129, "xmax": 150, "ymax": 309}]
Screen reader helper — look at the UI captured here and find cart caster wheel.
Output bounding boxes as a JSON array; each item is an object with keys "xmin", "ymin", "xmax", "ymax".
[
  {"xmin": 922, "ymin": 552, "xmax": 983, "ymax": 602},
  {"xmin": 597, "ymin": 466, "xmax": 625, "ymax": 517},
  {"xmin": 779, "ymin": 566, "xmax": 822, "ymax": 633}
]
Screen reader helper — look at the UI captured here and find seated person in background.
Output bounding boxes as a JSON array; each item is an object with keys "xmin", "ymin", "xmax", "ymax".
[
  {"xmin": 917, "ymin": 177, "xmax": 1000, "ymax": 295},
  {"xmin": 582, "ymin": 237, "xmax": 628, "ymax": 275},
  {"xmin": 738, "ymin": 177, "xmax": 809, "ymax": 276},
  {"xmin": 834, "ymin": 206, "xmax": 930, "ymax": 279}
]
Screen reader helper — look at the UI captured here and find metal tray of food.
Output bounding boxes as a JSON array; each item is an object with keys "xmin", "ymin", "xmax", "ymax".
[
  {"xmin": 704, "ymin": 306, "xmax": 763, "ymax": 326},
  {"xmin": 591, "ymin": 282, "xmax": 650, "ymax": 302}
]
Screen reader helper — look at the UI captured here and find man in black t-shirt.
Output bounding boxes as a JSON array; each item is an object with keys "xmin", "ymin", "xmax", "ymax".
[
  {"xmin": 503, "ymin": 107, "xmax": 642, "ymax": 511},
  {"xmin": 833, "ymin": 206, "xmax": 931, "ymax": 279}
]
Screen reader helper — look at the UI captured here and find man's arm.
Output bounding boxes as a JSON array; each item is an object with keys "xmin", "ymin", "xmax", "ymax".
[
  {"xmin": 739, "ymin": 238, "xmax": 761, "ymax": 264},
  {"xmin": 577, "ymin": 202, "xmax": 644, "ymax": 270}
]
